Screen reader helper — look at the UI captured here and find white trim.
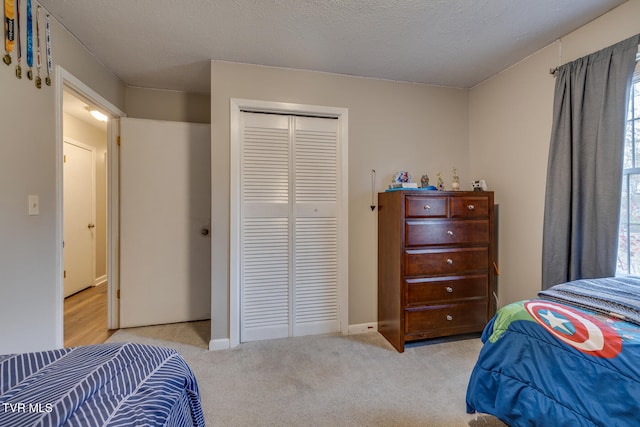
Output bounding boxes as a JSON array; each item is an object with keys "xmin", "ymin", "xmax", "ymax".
[
  {"xmin": 348, "ymin": 323, "xmax": 378, "ymax": 335},
  {"xmin": 107, "ymin": 119, "xmax": 120, "ymax": 330},
  {"xmin": 209, "ymin": 338, "xmax": 230, "ymax": 351},
  {"xmin": 55, "ymin": 66, "xmax": 126, "ymax": 348},
  {"xmin": 229, "ymin": 98, "xmax": 349, "ymax": 348},
  {"xmin": 94, "ymin": 275, "xmax": 108, "ymax": 287},
  {"xmin": 229, "ymin": 102, "xmax": 241, "ymax": 348}
]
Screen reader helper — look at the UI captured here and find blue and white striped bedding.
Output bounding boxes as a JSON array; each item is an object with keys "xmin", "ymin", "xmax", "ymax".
[{"xmin": 0, "ymin": 343, "xmax": 205, "ymax": 427}]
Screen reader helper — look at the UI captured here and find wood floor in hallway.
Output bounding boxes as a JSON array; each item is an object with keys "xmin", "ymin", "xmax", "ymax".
[{"xmin": 64, "ymin": 283, "xmax": 115, "ymax": 347}]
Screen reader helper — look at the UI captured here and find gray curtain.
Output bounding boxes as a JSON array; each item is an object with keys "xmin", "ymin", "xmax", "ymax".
[{"xmin": 542, "ymin": 34, "xmax": 640, "ymax": 290}]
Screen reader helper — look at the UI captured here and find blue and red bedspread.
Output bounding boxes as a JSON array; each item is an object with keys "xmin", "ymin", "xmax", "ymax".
[{"xmin": 466, "ymin": 295, "xmax": 640, "ymax": 426}]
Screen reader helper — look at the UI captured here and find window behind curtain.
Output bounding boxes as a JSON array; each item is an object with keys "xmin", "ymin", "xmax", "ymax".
[{"xmin": 617, "ymin": 61, "xmax": 640, "ymax": 275}]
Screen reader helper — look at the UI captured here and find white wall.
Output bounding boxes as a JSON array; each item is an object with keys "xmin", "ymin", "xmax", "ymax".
[
  {"xmin": 0, "ymin": 13, "xmax": 125, "ymax": 354},
  {"xmin": 469, "ymin": 0, "xmax": 640, "ymax": 306},
  {"xmin": 210, "ymin": 61, "xmax": 469, "ymax": 341},
  {"xmin": 125, "ymin": 87, "xmax": 211, "ymax": 124}
]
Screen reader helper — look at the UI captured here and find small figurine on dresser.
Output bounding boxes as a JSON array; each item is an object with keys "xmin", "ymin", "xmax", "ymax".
[
  {"xmin": 420, "ymin": 174, "xmax": 429, "ymax": 188},
  {"xmin": 437, "ymin": 172, "xmax": 445, "ymax": 191},
  {"xmin": 451, "ymin": 167, "xmax": 460, "ymax": 190}
]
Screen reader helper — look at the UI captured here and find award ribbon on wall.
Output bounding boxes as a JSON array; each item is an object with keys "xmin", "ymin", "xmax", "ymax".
[
  {"xmin": 3, "ymin": 0, "xmax": 15, "ymax": 65},
  {"xmin": 34, "ymin": 4, "xmax": 40, "ymax": 88},
  {"xmin": 26, "ymin": 0, "xmax": 31, "ymax": 79},
  {"xmin": 45, "ymin": 11, "xmax": 50, "ymax": 85},
  {"xmin": 15, "ymin": 0, "xmax": 20, "ymax": 77}
]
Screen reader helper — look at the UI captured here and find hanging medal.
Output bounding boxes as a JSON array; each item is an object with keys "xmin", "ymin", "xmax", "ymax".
[
  {"xmin": 3, "ymin": 0, "xmax": 15, "ymax": 65},
  {"xmin": 15, "ymin": 0, "xmax": 20, "ymax": 77},
  {"xmin": 44, "ymin": 12, "xmax": 51, "ymax": 85},
  {"xmin": 34, "ymin": 4, "xmax": 40, "ymax": 88},
  {"xmin": 25, "ymin": 0, "xmax": 31, "ymax": 79}
]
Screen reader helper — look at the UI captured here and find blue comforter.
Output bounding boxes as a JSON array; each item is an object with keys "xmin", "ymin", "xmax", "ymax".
[
  {"xmin": 466, "ymin": 298, "xmax": 640, "ymax": 426},
  {"xmin": 0, "ymin": 343, "xmax": 204, "ymax": 427}
]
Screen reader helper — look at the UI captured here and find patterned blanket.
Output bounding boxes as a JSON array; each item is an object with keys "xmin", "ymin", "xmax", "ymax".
[
  {"xmin": 539, "ymin": 276, "xmax": 640, "ymax": 326},
  {"xmin": 0, "ymin": 343, "xmax": 204, "ymax": 427}
]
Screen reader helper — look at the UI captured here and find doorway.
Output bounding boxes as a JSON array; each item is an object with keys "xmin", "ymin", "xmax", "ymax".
[
  {"xmin": 62, "ymin": 90, "xmax": 108, "ymax": 346},
  {"xmin": 55, "ymin": 68, "xmax": 125, "ymax": 348}
]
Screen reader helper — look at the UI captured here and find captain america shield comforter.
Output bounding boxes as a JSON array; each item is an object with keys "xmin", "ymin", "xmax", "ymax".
[{"xmin": 466, "ymin": 278, "xmax": 640, "ymax": 427}]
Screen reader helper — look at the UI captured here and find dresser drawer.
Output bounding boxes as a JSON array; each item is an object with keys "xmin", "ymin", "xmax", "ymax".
[
  {"xmin": 450, "ymin": 196, "xmax": 490, "ymax": 219},
  {"xmin": 405, "ymin": 247, "xmax": 488, "ymax": 276},
  {"xmin": 405, "ymin": 301, "xmax": 488, "ymax": 335},
  {"xmin": 405, "ymin": 220, "xmax": 489, "ymax": 247},
  {"xmin": 405, "ymin": 275, "xmax": 488, "ymax": 305},
  {"xmin": 405, "ymin": 196, "xmax": 448, "ymax": 218}
]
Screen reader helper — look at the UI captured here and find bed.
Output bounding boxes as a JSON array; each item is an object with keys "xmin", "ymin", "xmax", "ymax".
[
  {"xmin": 0, "ymin": 342, "xmax": 204, "ymax": 427},
  {"xmin": 466, "ymin": 276, "xmax": 640, "ymax": 426}
]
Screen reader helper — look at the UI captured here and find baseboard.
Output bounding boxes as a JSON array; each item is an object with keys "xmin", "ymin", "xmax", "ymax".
[
  {"xmin": 209, "ymin": 338, "xmax": 230, "ymax": 351},
  {"xmin": 348, "ymin": 322, "xmax": 378, "ymax": 334},
  {"xmin": 209, "ymin": 326, "xmax": 376, "ymax": 349},
  {"xmin": 94, "ymin": 275, "xmax": 108, "ymax": 287}
]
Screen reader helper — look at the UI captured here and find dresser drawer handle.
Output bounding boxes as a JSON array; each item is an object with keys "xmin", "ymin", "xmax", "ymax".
[
  {"xmin": 447, "ymin": 230, "xmax": 454, "ymax": 237},
  {"xmin": 467, "ymin": 204, "xmax": 475, "ymax": 211},
  {"xmin": 445, "ymin": 286, "xmax": 453, "ymax": 293},
  {"xmin": 446, "ymin": 258, "xmax": 454, "ymax": 265},
  {"xmin": 446, "ymin": 315, "xmax": 453, "ymax": 321},
  {"xmin": 424, "ymin": 205, "xmax": 431, "ymax": 210}
]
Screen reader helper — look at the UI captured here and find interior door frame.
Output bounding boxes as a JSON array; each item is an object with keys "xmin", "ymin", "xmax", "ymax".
[
  {"xmin": 54, "ymin": 66, "xmax": 126, "ymax": 348},
  {"xmin": 229, "ymin": 98, "xmax": 349, "ymax": 348}
]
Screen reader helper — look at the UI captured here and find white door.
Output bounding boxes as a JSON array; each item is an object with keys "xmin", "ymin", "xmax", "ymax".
[
  {"xmin": 292, "ymin": 116, "xmax": 340, "ymax": 337},
  {"xmin": 239, "ymin": 112, "xmax": 341, "ymax": 342},
  {"xmin": 63, "ymin": 140, "xmax": 96, "ymax": 297},
  {"xmin": 119, "ymin": 118, "xmax": 211, "ymax": 328}
]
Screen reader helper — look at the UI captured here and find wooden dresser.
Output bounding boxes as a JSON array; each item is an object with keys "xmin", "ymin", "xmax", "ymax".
[{"xmin": 377, "ymin": 190, "xmax": 495, "ymax": 352}]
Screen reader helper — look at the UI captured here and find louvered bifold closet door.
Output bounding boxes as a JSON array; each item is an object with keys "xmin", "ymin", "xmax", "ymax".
[
  {"xmin": 293, "ymin": 116, "xmax": 340, "ymax": 336},
  {"xmin": 240, "ymin": 112, "xmax": 291, "ymax": 342},
  {"xmin": 240, "ymin": 112, "xmax": 341, "ymax": 342}
]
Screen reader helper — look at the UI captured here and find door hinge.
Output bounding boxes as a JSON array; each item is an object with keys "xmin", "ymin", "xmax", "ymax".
[
  {"xmin": 63, "ymin": 154, "xmax": 66, "ymax": 163},
  {"xmin": 117, "ymin": 136, "xmax": 121, "ymax": 146},
  {"xmin": 63, "ymin": 270, "xmax": 66, "ymax": 278},
  {"xmin": 117, "ymin": 289, "xmax": 120, "ymax": 299}
]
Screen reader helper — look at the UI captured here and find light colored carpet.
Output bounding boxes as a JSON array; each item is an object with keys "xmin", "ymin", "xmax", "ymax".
[{"xmin": 107, "ymin": 322, "xmax": 506, "ymax": 427}]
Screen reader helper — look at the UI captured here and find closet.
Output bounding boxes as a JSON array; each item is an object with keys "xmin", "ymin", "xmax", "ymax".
[{"xmin": 237, "ymin": 111, "xmax": 344, "ymax": 342}]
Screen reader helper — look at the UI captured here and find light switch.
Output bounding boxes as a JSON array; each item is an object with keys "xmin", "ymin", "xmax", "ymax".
[{"xmin": 28, "ymin": 195, "xmax": 39, "ymax": 216}]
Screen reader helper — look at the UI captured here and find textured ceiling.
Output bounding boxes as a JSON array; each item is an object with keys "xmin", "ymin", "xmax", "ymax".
[{"xmin": 40, "ymin": 0, "xmax": 626, "ymax": 94}]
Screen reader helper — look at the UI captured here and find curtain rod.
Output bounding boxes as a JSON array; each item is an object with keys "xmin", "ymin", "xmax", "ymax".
[{"xmin": 550, "ymin": 50, "xmax": 640, "ymax": 77}]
